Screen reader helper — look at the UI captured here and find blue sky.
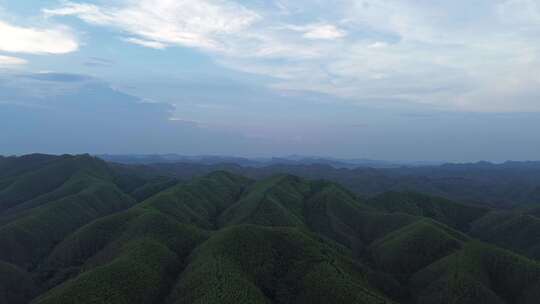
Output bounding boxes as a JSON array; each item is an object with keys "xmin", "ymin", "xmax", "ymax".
[{"xmin": 1, "ymin": 0, "xmax": 539, "ymax": 161}]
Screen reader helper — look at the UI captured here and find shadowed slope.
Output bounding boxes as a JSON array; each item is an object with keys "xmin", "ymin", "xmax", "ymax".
[
  {"xmin": 141, "ymin": 171, "xmax": 251, "ymax": 229},
  {"xmin": 366, "ymin": 191, "xmax": 489, "ymax": 231},
  {"xmin": 470, "ymin": 211, "xmax": 540, "ymax": 260},
  {"xmin": 219, "ymin": 175, "xmax": 421, "ymax": 259},
  {"xmin": 0, "ymin": 261, "xmax": 38, "ymax": 304},
  {"xmin": 368, "ymin": 219, "xmax": 468, "ymax": 276},
  {"xmin": 218, "ymin": 175, "xmax": 310, "ymax": 228},
  {"xmin": 0, "ymin": 177, "xmax": 135, "ymax": 268},
  {"xmin": 0, "ymin": 155, "xmax": 112, "ymax": 213},
  {"xmin": 411, "ymin": 242, "xmax": 540, "ymax": 304}
]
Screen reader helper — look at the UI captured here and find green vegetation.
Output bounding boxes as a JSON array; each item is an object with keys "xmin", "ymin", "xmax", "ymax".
[
  {"xmin": 470, "ymin": 211, "xmax": 540, "ymax": 260},
  {"xmin": 130, "ymin": 177, "xmax": 178, "ymax": 202},
  {"xmin": 1, "ymin": 154, "xmax": 540, "ymax": 304},
  {"xmin": 34, "ymin": 238, "xmax": 181, "ymax": 304},
  {"xmin": 369, "ymin": 219, "xmax": 467, "ymax": 275},
  {"xmin": 367, "ymin": 191, "xmax": 489, "ymax": 230},
  {"xmin": 141, "ymin": 171, "xmax": 250, "ymax": 229},
  {"xmin": 0, "ymin": 155, "xmax": 112, "ymax": 212},
  {"xmin": 0, "ymin": 177, "xmax": 135, "ymax": 268},
  {"xmin": 218, "ymin": 175, "xmax": 311, "ymax": 228},
  {"xmin": 125, "ymin": 159, "xmax": 540, "ymax": 208},
  {"xmin": 168, "ymin": 225, "xmax": 393, "ymax": 304},
  {"xmin": 410, "ymin": 242, "xmax": 540, "ymax": 304}
]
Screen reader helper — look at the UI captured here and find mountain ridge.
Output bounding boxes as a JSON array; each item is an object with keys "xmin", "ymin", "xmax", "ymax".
[{"xmin": 1, "ymin": 154, "xmax": 540, "ymax": 304}]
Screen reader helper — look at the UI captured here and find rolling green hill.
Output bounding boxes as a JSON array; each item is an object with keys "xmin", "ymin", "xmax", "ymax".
[
  {"xmin": 366, "ymin": 191, "xmax": 489, "ymax": 231},
  {"xmin": 117, "ymin": 159, "xmax": 540, "ymax": 208},
  {"xmin": 0, "ymin": 155, "xmax": 138, "ymax": 269},
  {"xmin": 168, "ymin": 225, "xmax": 392, "ymax": 304},
  {"xmin": 369, "ymin": 219, "xmax": 468, "ymax": 276},
  {"xmin": 0, "ymin": 155, "xmax": 112, "ymax": 213},
  {"xmin": 33, "ymin": 171, "xmax": 248, "ymax": 298},
  {"xmin": 0, "ymin": 154, "xmax": 59, "ymax": 181},
  {"xmin": 1, "ymin": 154, "xmax": 540, "ymax": 304},
  {"xmin": 410, "ymin": 242, "xmax": 540, "ymax": 304},
  {"xmin": 0, "ymin": 177, "xmax": 135, "ymax": 268},
  {"xmin": 470, "ymin": 211, "xmax": 540, "ymax": 260}
]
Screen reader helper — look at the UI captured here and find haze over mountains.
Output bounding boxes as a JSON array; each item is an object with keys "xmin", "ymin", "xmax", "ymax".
[
  {"xmin": 1, "ymin": 153, "xmax": 540, "ymax": 304},
  {"xmin": 97, "ymin": 154, "xmax": 443, "ymax": 168},
  {"xmin": 100, "ymin": 154, "xmax": 540, "ymax": 208}
]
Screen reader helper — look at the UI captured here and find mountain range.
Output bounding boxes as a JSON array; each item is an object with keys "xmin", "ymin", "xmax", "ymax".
[
  {"xmin": 96, "ymin": 154, "xmax": 442, "ymax": 168},
  {"xmin": 105, "ymin": 155, "xmax": 540, "ymax": 208},
  {"xmin": 1, "ymin": 154, "xmax": 540, "ymax": 304}
]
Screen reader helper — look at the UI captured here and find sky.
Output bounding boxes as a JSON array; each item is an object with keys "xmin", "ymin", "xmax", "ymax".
[{"xmin": 0, "ymin": 0, "xmax": 539, "ymax": 162}]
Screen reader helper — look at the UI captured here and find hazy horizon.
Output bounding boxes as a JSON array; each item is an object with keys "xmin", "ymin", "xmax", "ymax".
[
  {"xmin": 1, "ymin": 1, "xmax": 540, "ymax": 162},
  {"xmin": 3, "ymin": 152, "xmax": 540, "ymax": 166}
]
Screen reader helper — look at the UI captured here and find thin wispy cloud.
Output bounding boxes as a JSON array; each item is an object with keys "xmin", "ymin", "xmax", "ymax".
[
  {"xmin": 285, "ymin": 23, "xmax": 347, "ymax": 40},
  {"xmin": 0, "ymin": 55, "xmax": 27, "ymax": 67},
  {"xmin": 41, "ymin": 0, "xmax": 540, "ymax": 112},
  {"xmin": 43, "ymin": 0, "xmax": 260, "ymax": 51},
  {"xmin": 84, "ymin": 57, "xmax": 115, "ymax": 68},
  {"xmin": 123, "ymin": 37, "xmax": 167, "ymax": 50},
  {"xmin": 20, "ymin": 72, "xmax": 92, "ymax": 83}
]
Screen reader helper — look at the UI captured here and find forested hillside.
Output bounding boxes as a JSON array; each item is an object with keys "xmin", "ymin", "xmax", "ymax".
[
  {"xmin": 107, "ymin": 159, "xmax": 540, "ymax": 208},
  {"xmin": 1, "ymin": 154, "xmax": 540, "ymax": 304}
]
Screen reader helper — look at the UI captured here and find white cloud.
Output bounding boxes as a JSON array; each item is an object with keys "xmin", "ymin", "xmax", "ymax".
[
  {"xmin": 367, "ymin": 41, "xmax": 388, "ymax": 49},
  {"xmin": 43, "ymin": 0, "xmax": 540, "ymax": 112},
  {"xmin": 0, "ymin": 20, "xmax": 78, "ymax": 54},
  {"xmin": 44, "ymin": 0, "xmax": 260, "ymax": 51},
  {"xmin": 123, "ymin": 37, "xmax": 167, "ymax": 49},
  {"xmin": 286, "ymin": 23, "xmax": 347, "ymax": 40},
  {"xmin": 0, "ymin": 55, "xmax": 27, "ymax": 67}
]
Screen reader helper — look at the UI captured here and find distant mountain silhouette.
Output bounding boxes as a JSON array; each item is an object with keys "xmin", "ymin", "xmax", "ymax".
[{"xmin": 97, "ymin": 154, "xmax": 438, "ymax": 168}]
